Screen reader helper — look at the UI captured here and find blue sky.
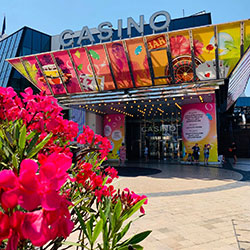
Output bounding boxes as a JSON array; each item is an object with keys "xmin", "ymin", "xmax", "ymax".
[{"xmin": 1, "ymin": 0, "xmax": 250, "ymax": 94}]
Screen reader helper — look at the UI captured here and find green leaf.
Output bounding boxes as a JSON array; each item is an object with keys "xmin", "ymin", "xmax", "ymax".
[
  {"xmin": 133, "ymin": 245, "xmax": 143, "ymax": 250},
  {"xmin": 121, "ymin": 231, "xmax": 152, "ymax": 246},
  {"xmin": 116, "ymin": 221, "xmax": 132, "ymax": 243},
  {"xmin": 19, "ymin": 125, "xmax": 27, "ymax": 150},
  {"xmin": 92, "ymin": 219, "xmax": 103, "ymax": 244},
  {"xmin": 26, "ymin": 131, "xmax": 36, "ymax": 141},
  {"xmin": 62, "ymin": 241, "xmax": 82, "ymax": 246},
  {"xmin": 74, "ymin": 206, "xmax": 89, "ymax": 241},
  {"xmin": 26, "ymin": 133, "xmax": 40, "ymax": 154},
  {"xmin": 116, "ymin": 245, "xmax": 143, "ymax": 250},
  {"xmin": 26, "ymin": 133, "xmax": 53, "ymax": 158},
  {"xmin": 121, "ymin": 199, "xmax": 146, "ymax": 223},
  {"xmin": 12, "ymin": 154, "xmax": 18, "ymax": 169},
  {"xmin": 113, "ymin": 200, "xmax": 122, "ymax": 226}
]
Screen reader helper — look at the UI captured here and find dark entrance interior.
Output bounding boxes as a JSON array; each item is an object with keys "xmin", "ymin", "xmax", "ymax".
[{"xmin": 126, "ymin": 117, "xmax": 182, "ymax": 161}]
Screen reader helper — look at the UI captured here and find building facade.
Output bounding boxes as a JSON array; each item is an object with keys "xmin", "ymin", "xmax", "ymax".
[{"xmin": 2, "ymin": 11, "xmax": 250, "ymax": 162}]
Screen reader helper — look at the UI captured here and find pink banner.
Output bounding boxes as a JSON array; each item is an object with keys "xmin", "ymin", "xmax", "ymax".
[
  {"xmin": 103, "ymin": 114, "xmax": 125, "ymax": 159},
  {"xmin": 36, "ymin": 54, "xmax": 66, "ymax": 95},
  {"xmin": 52, "ymin": 50, "xmax": 82, "ymax": 93},
  {"xmin": 86, "ymin": 45, "xmax": 116, "ymax": 91},
  {"xmin": 182, "ymin": 102, "xmax": 218, "ymax": 162},
  {"xmin": 106, "ymin": 42, "xmax": 133, "ymax": 89}
]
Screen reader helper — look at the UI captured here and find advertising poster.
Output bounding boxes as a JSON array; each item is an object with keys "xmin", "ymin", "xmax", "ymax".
[
  {"xmin": 245, "ymin": 20, "xmax": 250, "ymax": 53},
  {"xmin": 37, "ymin": 54, "xmax": 67, "ymax": 95},
  {"xmin": 169, "ymin": 30, "xmax": 195, "ymax": 83},
  {"xmin": 217, "ymin": 22, "xmax": 241, "ymax": 77},
  {"xmin": 70, "ymin": 106, "xmax": 85, "ymax": 136},
  {"xmin": 106, "ymin": 41, "xmax": 133, "ymax": 89},
  {"xmin": 182, "ymin": 102, "xmax": 218, "ymax": 162},
  {"xmin": 192, "ymin": 26, "xmax": 217, "ymax": 81},
  {"xmin": 9, "ymin": 57, "xmax": 52, "ymax": 95},
  {"xmin": 69, "ymin": 48, "xmax": 99, "ymax": 92},
  {"xmin": 126, "ymin": 38, "xmax": 151, "ymax": 87},
  {"xmin": 7, "ymin": 58, "xmax": 50, "ymax": 94},
  {"xmin": 146, "ymin": 34, "xmax": 169, "ymax": 85},
  {"xmin": 103, "ymin": 114, "xmax": 125, "ymax": 160},
  {"xmin": 86, "ymin": 45, "xmax": 116, "ymax": 91},
  {"xmin": 52, "ymin": 50, "xmax": 82, "ymax": 94}
]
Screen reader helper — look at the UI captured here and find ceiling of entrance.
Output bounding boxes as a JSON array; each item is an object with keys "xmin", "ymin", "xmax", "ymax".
[
  {"xmin": 62, "ymin": 89, "xmax": 216, "ymax": 120},
  {"xmin": 7, "ymin": 20, "xmax": 250, "ymax": 103}
]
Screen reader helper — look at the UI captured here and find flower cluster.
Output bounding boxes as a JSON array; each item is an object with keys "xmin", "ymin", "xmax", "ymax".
[
  {"xmin": 76, "ymin": 163, "xmax": 118, "ymax": 201},
  {"xmin": 76, "ymin": 161, "xmax": 148, "ymax": 212},
  {"xmin": 0, "ymin": 153, "xmax": 73, "ymax": 247},
  {"xmin": 0, "ymin": 86, "xmax": 79, "ymax": 158},
  {"xmin": 112, "ymin": 188, "xmax": 148, "ymax": 214},
  {"xmin": 77, "ymin": 125, "xmax": 112, "ymax": 159},
  {"xmin": 0, "ymin": 87, "xmax": 149, "ymax": 249}
]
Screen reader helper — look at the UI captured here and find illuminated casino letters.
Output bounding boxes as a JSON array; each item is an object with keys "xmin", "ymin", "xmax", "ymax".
[{"xmin": 59, "ymin": 11, "xmax": 171, "ymax": 47}]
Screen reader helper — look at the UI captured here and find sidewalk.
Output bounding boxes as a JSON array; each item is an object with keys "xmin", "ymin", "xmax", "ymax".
[
  {"xmin": 66, "ymin": 159, "xmax": 250, "ymax": 249},
  {"xmin": 112, "ymin": 159, "xmax": 250, "ymax": 250}
]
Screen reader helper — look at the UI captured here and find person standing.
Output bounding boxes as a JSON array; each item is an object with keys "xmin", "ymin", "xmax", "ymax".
[
  {"xmin": 192, "ymin": 143, "xmax": 200, "ymax": 164},
  {"xmin": 203, "ymin": 144, "xmax": 211, "ymax": 165},
  {"xmin": 119, "ymin": 143, "xmax": 126, "ymax": 166}
]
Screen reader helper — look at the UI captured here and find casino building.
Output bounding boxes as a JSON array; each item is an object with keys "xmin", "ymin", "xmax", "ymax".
[{"xmin": 1, "ymin": 11, "xmax": 250, "ymax": 162}]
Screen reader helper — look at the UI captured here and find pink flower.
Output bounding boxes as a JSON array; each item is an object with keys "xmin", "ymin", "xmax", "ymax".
[
  {"xmin": 18, "ymin": 159, "xmax": 41, "ymax": 211},
  {"xmin": 3, "ymin": 211, "xmax": 25, "ymax": 250},
  {"xmin": 170, "ymin": 35, "xmax": 190, "ymax": 57},
  {"xmin": 0, "ymin": 170, "xmax": 18, "ymax": 189},
  {"xmin": 22, "ymin": 210, "xmax": 51, "ymax": 246},
  {"xmin": 193, "ymin": 39, "xmax": 203, "ymax": 56},
  {"xmin": 0, "ymin": 212, "xmax": 10, "ymax": 243}
]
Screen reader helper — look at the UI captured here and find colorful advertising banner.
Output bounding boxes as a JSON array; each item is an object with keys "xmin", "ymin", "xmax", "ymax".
[
  {"xmin": 37, "ymin": 54, "xmax": 67, "ymax": 95},
  {"xmin": 146, "ymin": 34, "xmax": 169, "ymax": 85},
  {"xmin": 52, "ymin": 50, "xmax": 82, "ymax": 94},
  {"xmin": 103, "ymin": 114, "xmax": 125, "ymax": 160},
  {"xmin": 7, "ymin": 58, "xmax": 50, "ymax": 94},
  {"xmin": 182, "ymin": 102, "xmax": 218, "ymax": 162},
  {"xmin": 126, "ymin": 38, "xmax": 151, "ymax": 87},
  {"xmin": 169, "ymin": 31, "xmax": 194, "ymax": 83},
  {"xmin": 106, "ymin": 42, "xmax": 133, "ymax": 89},
  {"xmin": 69, "ymin": 47, "xmax": 99, "ymax": 92},
  {"xmin": 7, "ymin": 20, "xmax": 250, "ymax": 96},
  {"xmin": 86, "ymin": 45, "xmax": 116, "ymax": 91}
]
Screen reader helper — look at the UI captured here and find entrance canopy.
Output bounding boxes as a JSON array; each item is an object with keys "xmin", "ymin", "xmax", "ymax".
[{"xmin": 6, "ymin": 19, "xmax": 250, "ymax": 118}]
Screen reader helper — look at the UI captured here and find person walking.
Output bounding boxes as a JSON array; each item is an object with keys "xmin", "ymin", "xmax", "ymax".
[
  {"xmin": 203, "ymin": 144, "xmax": 211, "ymax": 165},
  {"xmin": 119, "ymin": 143, "xmax": 126, "ymax": 166},
  {"xmin": 192, "ymin": 143, "xmax": 200, "ymax": 164}
]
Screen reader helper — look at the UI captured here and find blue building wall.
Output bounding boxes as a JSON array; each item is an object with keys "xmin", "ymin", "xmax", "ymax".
[{"xmin": 0, "ymin": 27, "xmax": 51, "ymax": 91}]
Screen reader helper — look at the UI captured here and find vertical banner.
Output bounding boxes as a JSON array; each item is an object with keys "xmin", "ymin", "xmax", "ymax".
[
  {"xmin": 182, "ymin": 102, "xmax": 218, "ymax": 162},
  {"xmin": 103, "ymin": 114, "xmax": 125, "ymax": 159},
  {"xmin": 70, "ymin": 106, "xmax": 85, "ymax": 136}
]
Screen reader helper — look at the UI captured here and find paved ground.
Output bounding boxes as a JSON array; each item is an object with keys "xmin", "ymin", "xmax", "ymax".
[
  {"xmin": 112, "ymin": 158, "xmax": 250, "ymax": 250},
  {"xmin": 66, "ymin": 158, "xmax": 250, "ymax": 250}
]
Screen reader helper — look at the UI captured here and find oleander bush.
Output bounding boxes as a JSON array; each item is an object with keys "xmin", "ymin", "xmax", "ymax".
[{"xmin": 0, "ymin": 87, "xmax": 150, "ymax": 250}]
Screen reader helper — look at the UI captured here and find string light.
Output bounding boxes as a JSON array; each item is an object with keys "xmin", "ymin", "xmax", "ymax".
[{"xmin": 175, "ymin": 103, "xmax": 182, "ymax": 110}]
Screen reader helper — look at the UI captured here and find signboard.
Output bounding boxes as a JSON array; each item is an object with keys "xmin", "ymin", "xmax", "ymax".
[
  {"xmin": 7, "ymin": 20, "xmax": 250, "ymax": 96},
  {"xmin": 182, "ymin": 102, "xmax": 218, "ymax": 162},
  {"xmin": 59, "ymin": 11, "xmax": 171, "ymax": 46},
  {"xmin": 103, "ymin": 114, "xmax": 125, "ymax": 159}
]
